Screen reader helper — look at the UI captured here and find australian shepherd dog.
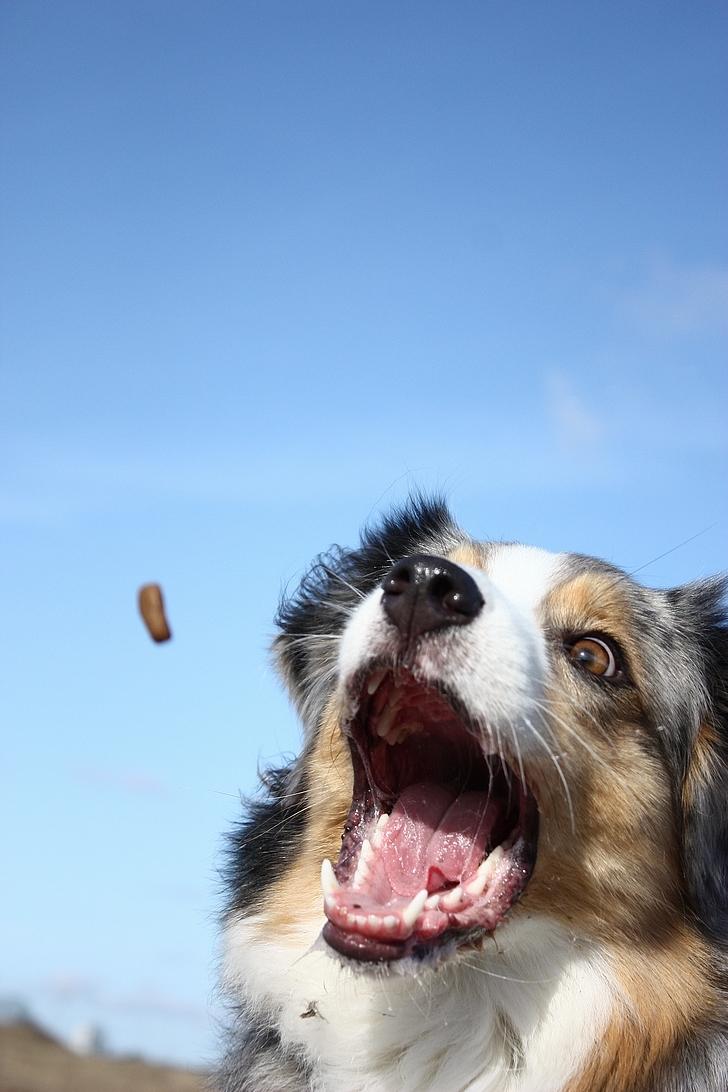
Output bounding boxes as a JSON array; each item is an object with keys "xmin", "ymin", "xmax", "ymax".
[{"xmin": 218, "ymin": 497, "xmax": 727, "ymax": 1091}]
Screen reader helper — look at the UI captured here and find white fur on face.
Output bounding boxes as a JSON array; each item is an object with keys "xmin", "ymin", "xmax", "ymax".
[{"xmin": 337, "ymin": 543, "xmax": 563, "ymax": 754}]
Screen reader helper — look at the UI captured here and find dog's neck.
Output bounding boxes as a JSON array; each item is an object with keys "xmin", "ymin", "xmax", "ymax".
[{"xmin": 223, "ymin": 910, "xmax": 617, "ymax": 1092}]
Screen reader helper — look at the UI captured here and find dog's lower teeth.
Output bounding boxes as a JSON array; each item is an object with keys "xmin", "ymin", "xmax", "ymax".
[
  {"xmin": 352, "ymin": 859, "xmax": 370, "ymax": 888},
  {"xmin": 441, "ymin": 885, "xmax": 465, "ymax": 911},
  {"xmin": 401, "ymin": 889, "xmax": 428, "ymax": 930},
  {"xmin": 320, "ymin": 858, "xmax": 339, "ymax": 897},
  {"xmin": 466, "ymin": 846, "xmax": 504, "ymax": 897},
  {"xmin": 371, "ymin": 813, "xmax": 389, "ymax": 849}
]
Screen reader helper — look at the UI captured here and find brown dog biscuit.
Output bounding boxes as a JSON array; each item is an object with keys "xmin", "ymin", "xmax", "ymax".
[{"xmin": 138, "ymin": 583, "xmax": 172, "ymax": 643}]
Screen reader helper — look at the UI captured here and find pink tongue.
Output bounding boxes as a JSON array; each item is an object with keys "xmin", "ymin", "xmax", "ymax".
[{"xmin": 381, "ymin": 783, "xmax": 497, "ymax": 897}]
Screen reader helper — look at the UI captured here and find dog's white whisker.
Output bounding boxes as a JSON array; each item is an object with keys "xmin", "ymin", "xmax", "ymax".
[
  {"xmin": 320, "ymin": 564, "xmax": 367, "ymax": 600},
  {"xmin": 522, "ymin": 715, "xmax": 576, "ymax": 834}
]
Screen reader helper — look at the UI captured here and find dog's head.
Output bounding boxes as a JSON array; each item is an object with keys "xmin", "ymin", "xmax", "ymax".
[{"xmin": 245, "ymin": 497, "xmax": 728, "ymax": 971}]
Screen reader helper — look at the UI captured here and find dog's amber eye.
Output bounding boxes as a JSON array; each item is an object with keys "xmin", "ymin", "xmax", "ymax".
[{"xmin": 567, "ymin": 636, "xmax": 618, "ymax": 678}]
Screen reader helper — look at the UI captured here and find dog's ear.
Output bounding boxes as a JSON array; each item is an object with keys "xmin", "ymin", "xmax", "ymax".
[
  {"xmin": 673, "ymin": 579, "xmax": 728, "ymax": 940},
  {"xmin": 273, "ymin": 495, "xmax": 460, "ymax": 723}
]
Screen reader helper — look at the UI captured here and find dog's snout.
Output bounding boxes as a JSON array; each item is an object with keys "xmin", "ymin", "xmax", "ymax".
[{"xmin": 381, "ymin": 553, "xmax": 484, "ymax": 642}]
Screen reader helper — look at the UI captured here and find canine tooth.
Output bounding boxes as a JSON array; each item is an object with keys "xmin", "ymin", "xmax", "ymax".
[
  {"xmin": 465, "ymin": 863, "xmax": 491, "ymax": 898},
  {"xmin": 324, "ymin": 894, "xmax": 337, "ymax": 911},
  {"xmin": 367, "ymin": 668, "xmax": 388, "ymax": 695},
  {"xmin": 425, "ymin": 893, "xmax": 441, "ymax": 910},
  {"xmin": 467, "ymin": 846, "xmax": 505, "ymax": 897},
  {"xmin": 441, "ymin": 885, "xmax": 464, "ymax": 911},
  {"xmin": 320, "ymin": 858, "xmax": 339, "ymax": 897},
  {"xmin": 465, "ymin": 847, "xmax": 504, "ymax": 897},
  {"xmin": 465, "ymin": 862, "xmax": 490, "ymax": 898},
  {"xmin": 401, "ymin": 889, "xmax": 428, "ymax": 930},
  {"xmin": 489, "ymin": 845, "xmax": 505, "ymax": 868}
]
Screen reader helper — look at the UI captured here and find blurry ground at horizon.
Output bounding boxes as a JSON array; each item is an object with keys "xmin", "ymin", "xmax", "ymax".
[{"xmin": 0, "ymin": 1020, "xmax": 205, "ymax": 1092}]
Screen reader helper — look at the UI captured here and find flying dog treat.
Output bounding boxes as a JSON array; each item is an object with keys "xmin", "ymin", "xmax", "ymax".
[{"xmin": 138, "ymin": 583, "xmax": 172, "ymax": 643}]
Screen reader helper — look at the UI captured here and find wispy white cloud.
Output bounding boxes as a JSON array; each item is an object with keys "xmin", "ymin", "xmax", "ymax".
[
  {"xmin": 623, "ymin": 259, "xmax": 728, "ymax": 336},
  {"xmin": 545, "ymin": 370, "xmax": 606, "ymax": 447},
  {"xmin": 40, "ymin": 974, "xmax": 207, "ymax": 1022},
  {"xmin": 108, "ymin": 988, "xmax": 208, "ymax": 1022},
  {"xmin": 2, "ymin": 358, "xmax": 724, "ymax": 530},
  {"xmin": 44, "ymin": 973, "xmax": 100, "ymax": 1004},
  {"xmin": 0, "ymin": 431, "xmax": 587, "ymax": 526},
  {"xmin": 72, "ymin": 765, "xmax": 168, "ymax": 797}
]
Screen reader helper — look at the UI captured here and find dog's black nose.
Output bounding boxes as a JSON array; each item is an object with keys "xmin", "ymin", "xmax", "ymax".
[{"xmin": 381, "ymin": 553, "xmax": 484, "ymax": 643}]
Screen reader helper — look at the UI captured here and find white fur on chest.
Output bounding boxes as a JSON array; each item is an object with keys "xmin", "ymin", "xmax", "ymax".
[{"xmin": 223, "ymin": 908, "xmax": 616, "ymax": 1092}]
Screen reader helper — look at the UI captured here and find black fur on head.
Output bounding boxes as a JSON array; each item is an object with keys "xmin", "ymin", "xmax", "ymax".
[
  {"xmin": 667, "ymin": 578, "xmax": 728, "ymax": 942},
  {"xmin": 273, "ymin": 493, "xmax": 463, "ymax": 727}
]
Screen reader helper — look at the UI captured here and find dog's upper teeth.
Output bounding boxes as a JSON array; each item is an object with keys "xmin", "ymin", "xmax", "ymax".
[
  {"xmin": 367, "ymin": 668, "xmax": 388, "ymax": 695},
  {"xmin": 375, "ymin": 700, "xmax": 400, "ymax": 739}
]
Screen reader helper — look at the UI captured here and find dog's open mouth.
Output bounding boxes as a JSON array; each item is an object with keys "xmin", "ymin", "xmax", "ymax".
[{"xmin": 321, "ymin": 668, "xmax": 539, "ymax": 963}]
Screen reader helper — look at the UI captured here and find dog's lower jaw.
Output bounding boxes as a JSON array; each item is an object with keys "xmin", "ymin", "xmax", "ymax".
[{"xmin": 221, "ymin": 910, "xmax": 620, "ymax": 1092}]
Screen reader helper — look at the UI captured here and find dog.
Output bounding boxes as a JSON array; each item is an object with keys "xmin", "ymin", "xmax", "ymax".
[{"xmin": 218, "ymin": 497, "xmax": 728, "ymax": 1091}]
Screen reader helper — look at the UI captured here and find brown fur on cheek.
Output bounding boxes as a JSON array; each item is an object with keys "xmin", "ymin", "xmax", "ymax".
[
  {"xmin": 526, "ymin": 575, "xmax": 685, "ymax": 942},
  {"xmin": 258, "ymin": 698, "xmax": 353, "ymax": 938},
  {"xmin": 521, "ymin": 689, "xmax": 683, "ymax": 944}
]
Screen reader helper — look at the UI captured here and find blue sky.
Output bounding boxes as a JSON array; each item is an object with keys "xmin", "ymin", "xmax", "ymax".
[{"xmin": 1, "ymin": 0, "xmax": 726, "ymax": 1068}]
